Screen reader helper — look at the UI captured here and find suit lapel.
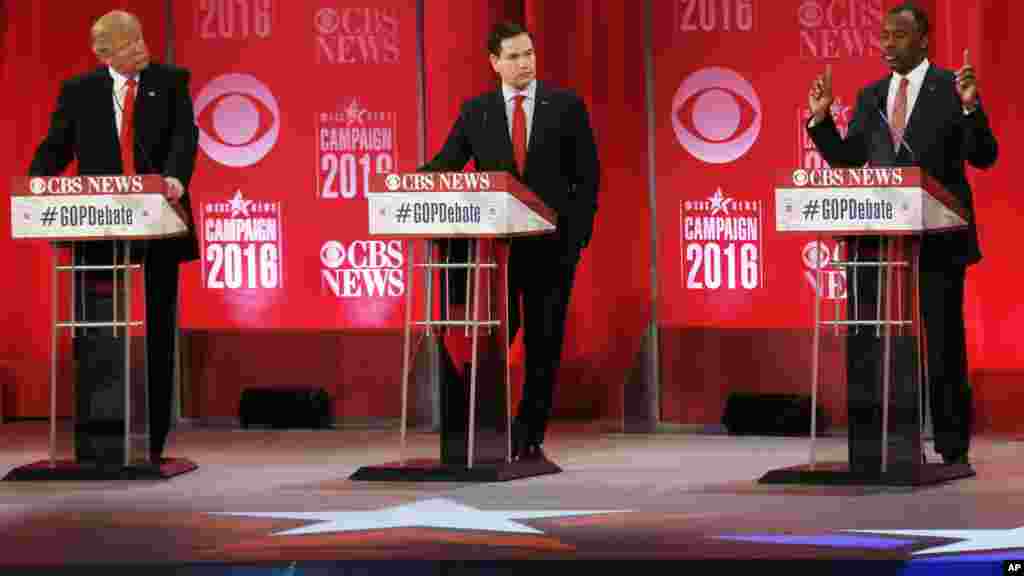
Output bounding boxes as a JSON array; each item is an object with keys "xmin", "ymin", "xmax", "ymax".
[
  {"xmin": 903, "ymin": 65, "xmax": 940, "ymax": 151},
  {"xmin": 135, "ymin": 67, "xmax": 156, "ymax": 154},
  {"xmin": 870, "ymin": 78, "xmax": 899, "ymax": 164},
  {"xmin": 488, "ymin": 88, "xmax": 518, "ymax": 172},
  {"xmin": 96, "ymin": 69, "xmax": 118, "ymax": 142},
  {"xmin": 524, "ymin": 81, "xmax": 551, "ymax": 174},
  {"xmin": 90, "ymin": 69, "xmax": 125, "ymax": 171}
]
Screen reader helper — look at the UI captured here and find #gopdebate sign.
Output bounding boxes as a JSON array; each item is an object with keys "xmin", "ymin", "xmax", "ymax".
[
  {"xmin": 10, "ymin": 175, "xmax": 188, "ymax": 240},
  {"xmin": 774, "ymin": 167, "xmax": 967, "ymax": 234},
  {"xmin": 365, "ymin": 172, "xmax": 556, "ymax": 237}
]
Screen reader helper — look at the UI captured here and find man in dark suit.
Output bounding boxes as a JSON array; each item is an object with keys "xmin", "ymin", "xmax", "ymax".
[
  {"xmin": 806, "ymin": 2, "xmax": 998, "ymax": 466},
  {"xmin": 29, "ymin": 10, "xmax": 199, "ymax": 465},
  {"xmin": 419, "ymin": 21, "xmax": 600, "ymax": 460}
]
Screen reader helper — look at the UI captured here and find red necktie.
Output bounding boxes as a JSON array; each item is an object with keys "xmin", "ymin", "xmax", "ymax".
[
  {"xmin": 120, "ymin": 78, "xmax": 137, "ymax": 175},
  {"xmin": 512, "ymin": 94, "xmax": 527, "ymax": 175},
  {"xmin": 891, "ymin": 77, "xmax": 909, "ymax": 151}
]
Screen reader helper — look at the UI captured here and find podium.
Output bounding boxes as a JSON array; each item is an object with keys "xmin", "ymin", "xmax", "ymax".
[
  {"xmin": 4, "ymin": 175, "xmax": 197, "ymax": 480},
  {"xmin": 350, "ymin": 172, "xmax": 562, "ymax": 481},
  {"xmin": 761, "ymin": 167, "xmax": 976, "ymax": 486}
]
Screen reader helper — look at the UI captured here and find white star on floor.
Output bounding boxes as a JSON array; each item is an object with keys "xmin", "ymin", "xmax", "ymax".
[
  {"xmin": 845, "ymin": 526, "xmax": 1024, "ymax": 555},
  {"xmin": 212, "ymin": 497, "xmax": 626, "ymax": 537}
]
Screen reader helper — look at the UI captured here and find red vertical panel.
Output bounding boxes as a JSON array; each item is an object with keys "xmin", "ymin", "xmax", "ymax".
[{"xmin": 518, "ymin": 0, "xmax": 651, "ymax": 421}]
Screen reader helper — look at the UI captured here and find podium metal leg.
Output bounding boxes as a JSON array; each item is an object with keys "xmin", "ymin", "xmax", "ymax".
[
  {"xmin": 400, "ymin": 241, "xmax": 415, "ymax": 464},
  {"xmin": 880, "ymin": 238, "xmax": 893, "ymax": 474},
  {"xmin": 504, "ymin": 243, "xmax": 512, "ymax": 463},
  {"xmin": 50, "ymin": 247, "xmax": 59, "ymax": 467},
  {"xmin": 122, "ymin": 242, "xmax": 132, "ymax": 467},
  {"xmin": 912, "ymin": 240, "xmax": 927, "ymax": 453},
  {"xmin": 467, "ymin": 239, "xmax": 483, "ymax": 470},
  {"xmin": 809, "ymin": 236, "xmax": 822, "ymax": 470}
]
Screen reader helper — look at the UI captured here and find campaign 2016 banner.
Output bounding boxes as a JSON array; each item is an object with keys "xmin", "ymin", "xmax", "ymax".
[
  {"xmin": 654, "ymin": 0, "xmax": 890, "ymax": 328},
  {"xmin": 175, "ymin": 0, "xmax": 420, "ymax": 330}
]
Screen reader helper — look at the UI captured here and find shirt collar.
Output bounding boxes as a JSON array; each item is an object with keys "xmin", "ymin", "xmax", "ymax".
[
  {"xmin": 502, "ymin": 79, "xmax": 537, "ymax": 103},
  {"xmin": 892, "ymin": 58, "xmax": 929, "ymax": 87},
  {"xmin": 108, "ymin": 66, "xmax": 139, "ymax": 90}
]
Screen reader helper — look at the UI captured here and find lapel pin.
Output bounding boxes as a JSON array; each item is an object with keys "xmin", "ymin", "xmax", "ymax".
[{"xmin": 148, "ymin": 91, "xmax": 156, "ymax": 96}]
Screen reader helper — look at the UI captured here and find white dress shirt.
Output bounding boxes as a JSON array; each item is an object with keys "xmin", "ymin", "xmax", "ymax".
[
  {"xmin": 109, "ymin": 66, "xmax": 139, "ymax": 137},
  {"xmin": 502, "ymin": 79, "xmax": 536, "ymax": 146}
]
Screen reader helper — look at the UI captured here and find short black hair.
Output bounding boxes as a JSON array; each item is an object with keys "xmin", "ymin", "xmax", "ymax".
[
  {"xmin": 488, "ymin": 21, "xmax": 532, "ymax": 56},
  {"xmin": 888, "ymin": 2, "xmax": 930, "ymax": 37}
]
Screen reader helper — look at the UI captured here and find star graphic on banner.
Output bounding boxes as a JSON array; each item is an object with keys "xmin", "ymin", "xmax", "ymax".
[
  {"xmin": 211, "ymin": 497, "xmax": 625, "ymax": 537},
  {"xmin": 345, "ymin": 98, "xmax": 368, "ymax": 126},
  {"xmin": 228, "ymin": 189, "xmax": 252, "ymax": 218},
  {"xmin": 845, "ymin": 525, "xmax": 1024, "ymax": 555},
  {"xmin": 708, "ymin": 188, "xmax": 734, "ymax": 216}
]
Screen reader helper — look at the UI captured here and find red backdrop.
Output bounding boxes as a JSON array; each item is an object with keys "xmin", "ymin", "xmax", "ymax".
[{"xmin": 2, "ymin": 0, "xmax": 1021, "ymax": 434}]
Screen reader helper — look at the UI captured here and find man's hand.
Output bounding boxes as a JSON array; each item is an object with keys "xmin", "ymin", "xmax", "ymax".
[
  {"xmin": 955, "ymin": 48, "xmax": 979, "ymax": 111},
  {"xmin": 808, "ymin": 64, "xmax": 834, "ymax": 123},
  {"xmin": 164, "ymin": 176, "xmax": 184, "ymax": 203}
]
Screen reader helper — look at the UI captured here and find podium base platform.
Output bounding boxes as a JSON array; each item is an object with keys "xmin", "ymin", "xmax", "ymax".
[
  {"xmin": 3, "ymin": 458, "xmax": 198, "ymax": 481},
  {"xmin": 758, "ymin": 460, "xmax": 975, "ymax": 486},
  {"xmin": 350, "ymin": 457, "xmax": 561, "ymax": 482}
]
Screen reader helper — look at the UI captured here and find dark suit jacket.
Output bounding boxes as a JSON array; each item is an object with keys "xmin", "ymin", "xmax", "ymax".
[
  {"xmin": 29, "ymin": 63, "xmax": 200, "ymax": 263},
  {"xmin": 419, "ymin": 81, "xmax": 600, "ymax": 251},
  {"xmin": 808, "ymin": 64, "xmax": 998, "ymax": 269}
]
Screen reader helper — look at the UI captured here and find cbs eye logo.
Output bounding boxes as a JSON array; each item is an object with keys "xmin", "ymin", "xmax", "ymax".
[
  {"xmin": 315, "ymin": 8, "xmax": 340, "ymax": 35},
  {"xmin": 672, "ymin": 67, "xmax": 762, "ymax": 164},
  {"xmin": 320, "ymin": 240, "xmax": 346, "ymax": 269},
  {"xmin": 194, "ymin": 73, "xmax": 280, "ymax": 168}
]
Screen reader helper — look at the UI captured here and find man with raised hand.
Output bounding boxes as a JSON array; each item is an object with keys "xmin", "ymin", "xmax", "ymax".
[{"xmin": 806, "ymin": 2, "xmax": 998, "ymax": 467}]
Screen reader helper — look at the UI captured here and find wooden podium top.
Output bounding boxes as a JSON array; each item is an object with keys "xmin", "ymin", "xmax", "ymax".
[
  {"xmin": 366, "ymin": 171, "xmax": 557, "ymax": 238},
  {"xmin": 10, "ymin": 175, "xmax": 189, "ymax": 241},
  {"xmin": 774, "ymin": 167, "xmax": 968, "ymax": 235}
]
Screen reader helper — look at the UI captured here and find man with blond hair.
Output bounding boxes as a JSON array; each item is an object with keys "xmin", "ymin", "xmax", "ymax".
[{"xmin": 30, "ymin": 10, "xmax": 199, "ymax": 467}]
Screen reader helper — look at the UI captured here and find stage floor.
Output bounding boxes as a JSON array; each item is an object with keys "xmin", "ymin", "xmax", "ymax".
[{"xmin": 1, "ymin": 420, "xmax": 1023, "ymax": 574}]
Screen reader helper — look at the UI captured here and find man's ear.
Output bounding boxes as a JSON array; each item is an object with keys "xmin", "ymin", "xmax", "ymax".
[
  {"xmin": 92, "ymin": 43, "xmax": 111, "ymax": 65},
  {"xmin": 489, "ymin": 54, "xmax": 500, "ymax": 74}
]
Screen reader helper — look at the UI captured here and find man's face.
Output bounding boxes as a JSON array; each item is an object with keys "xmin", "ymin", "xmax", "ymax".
[
  {"xmin": 880, "ymin": 11, "xmax": 927, "ymax": 75},
  {"xmin": 106, "ymin": 26, "xmax": 150, "ymax": 76},
  {"xmin": 490, "ymin": 33, "xmax": 535, "ymax": 90}
]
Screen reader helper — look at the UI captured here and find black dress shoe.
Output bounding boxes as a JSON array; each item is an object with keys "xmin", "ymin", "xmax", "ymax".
[
  {"xmin": 511, "ymin": 421, "xmax": 527, "ymax": 461},
  {"xmin": 942, "ymin": 453, "xmax": 969, "ymax": 465},
  {"xmin": 521, "ymin": 443, "xmax": 546, "ymax": 461}
]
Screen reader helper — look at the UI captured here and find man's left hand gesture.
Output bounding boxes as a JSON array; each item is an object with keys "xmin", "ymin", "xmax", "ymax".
[{"xmin": 955, "ymin": 48, "xmax": 979, "ymax": 112}]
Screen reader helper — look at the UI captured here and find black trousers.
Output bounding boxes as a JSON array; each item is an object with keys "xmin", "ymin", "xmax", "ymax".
[
  {"xmin": 919, "ymin": 265, "xmax": 972, "ymax": 459},
  {"xmin": 845, "ymin": 240, "xmax": 971, "ymax": 461},
  {"xmin": 507, "ymin": 228, "xmax": 581, "ymax": 445},
  {"xmin": 143, "ymin": 244, "xmax": 180, "ymax": 458},
  {"xmin": 74, "ymin": 241, "xmax": 178, "ymax": 459}
]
